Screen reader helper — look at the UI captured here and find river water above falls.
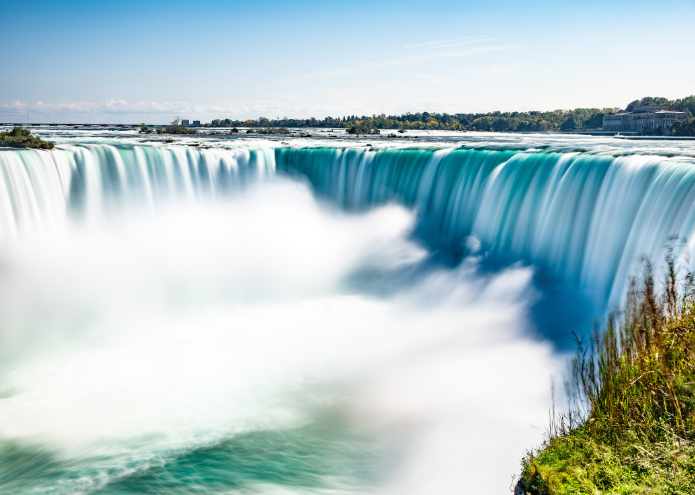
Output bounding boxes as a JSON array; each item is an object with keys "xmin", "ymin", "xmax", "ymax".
[{"xmin": 1, "ymin": 129, "xmax": 694, "ymax": 494}]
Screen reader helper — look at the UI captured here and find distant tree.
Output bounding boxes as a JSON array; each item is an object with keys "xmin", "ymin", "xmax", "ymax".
[
  {"xmin": 671, "ymin": 117, "xmax": 695, "ymax": 136},
  {"xmin": 626, "ymin": 96, "xmax": 673, "ymax": 111},
  {"xmin": 346, "ymin": 124, "xmax": 363, "ymax": 136},
  {"xmin": 138, "ymin": 123, "xmax": 152, "ymax": 134},
  {"xmin": 560, "ymin": 116, "xmax": 579, "ymax": 131},
  {"xmin": 582, "ymin": 113, "xmax": 604, "ymax": 129},
  {"xmin": 673, "ymin": 95, "xmax": 695, "ymax": 118},
  {"xmin": 346, "ymin": 120, "xmax": 380, "ymax": 136},
  {"xmin": 195, "ymin": 95, "xmax": 694, "ymax": 134}
]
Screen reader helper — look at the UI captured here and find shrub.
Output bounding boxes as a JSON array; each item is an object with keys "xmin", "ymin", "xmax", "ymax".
[
  {"xmin": 346, "ymin": 121, "xmax": 380, "ymax": 136},
  {"xmin": 0, "ymin": 126, "xmax": 54, "ymax": 149},
  {"xmin": 256, "ymin": 127, "xmax": 290, "ymax": 135}
]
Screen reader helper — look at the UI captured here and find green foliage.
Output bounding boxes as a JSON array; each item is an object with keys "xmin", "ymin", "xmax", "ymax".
[
  {"xmin": 560, "ymin": 116, "xmax": 579, "ymax": 131},
  {"xmin": 520, "ymin": 247, "xmax": 695, "ymax": 494},
  {"xmin": 671, "ymin": 118, "xmax": 695, "ymax": 137},
  {"xmin": 256, "ymin": 127, "xmax": 290, "ymax": 135},
  {"xmin": 626, "ymin": 96, "xmax": 673, "ymax": 112},
  {"xmin": 138, "ymin": 123, "xmax": 152, "ymax": 134},
  {"xmin": 582, "ymin": 113, "xmax": 604, "ymax": 130},
  {"xmin": 520, "ymin": 427, "xmax": 695, "ymax": 494},
  {"xmin": 624, "ymin": 95, "xmax": 695, "ymax": 118},
  {"xmin": 201, "ymin": 95, "xmax": 694, "ymax": 133},
  {"xmin": 0, "ymin": 127, "xmax": 54, "ymax": 149},
  {"xmin": 346, "ymin": 121, "xmax": 380, "ymax": 136},
  {"xmin": 673, "ymin": 97, "xmax": 695, "ymax": 118}
]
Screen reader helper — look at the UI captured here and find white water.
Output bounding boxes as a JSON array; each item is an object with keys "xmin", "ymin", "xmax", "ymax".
[
  {"xmin": 0, "ymin": 178, "xmax": 558, "ymax": 494},
  {"xmin": 2, "ymin": 132, "xmax": 694, "ymax": 493}
]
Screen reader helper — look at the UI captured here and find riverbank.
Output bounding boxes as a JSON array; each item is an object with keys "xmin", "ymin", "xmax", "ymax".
[{"xmin": 518, "ymin": 254, "xmax": 695, "ymax": 494}]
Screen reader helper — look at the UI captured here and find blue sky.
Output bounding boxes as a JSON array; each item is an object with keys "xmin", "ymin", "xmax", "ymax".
[{"xmin": 1, "ymin": 0, "xmax": 694, "ymax": 123}]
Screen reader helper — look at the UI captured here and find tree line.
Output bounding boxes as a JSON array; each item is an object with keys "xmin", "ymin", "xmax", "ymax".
[{"xmin": 205, "ymin": 95, "xmax": 695, "ymax": 134}]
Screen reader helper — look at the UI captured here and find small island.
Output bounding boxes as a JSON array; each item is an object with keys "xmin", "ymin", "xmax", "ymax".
[
  {"xmin": 0, "ymin": 126, "xmax": 54, "ymax": 149},
  {"xmin": 140, "ymin": 117, "xmax": 198, "ymax": 135}
]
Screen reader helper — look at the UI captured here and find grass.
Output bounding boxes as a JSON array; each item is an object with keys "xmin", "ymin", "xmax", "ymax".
[
  {"xmin": 519, "ymin": 242, "xmax": 695, "ymax": 494},
  {"xmin": 0, "ymin": 127, "xmax": 54, "ymax": 149}
]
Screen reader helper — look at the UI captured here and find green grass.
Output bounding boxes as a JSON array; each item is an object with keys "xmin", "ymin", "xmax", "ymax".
[
  {"xmin": 519, "ymin": 244, "xmax": 695, "ymax": 494},
  {"xmin": 520, "ymin": 426, "xmax": 695, "ymax": 494},
  {"xmin": 0, "ymin": 127, "xmax": 54, "ymax": 149}
]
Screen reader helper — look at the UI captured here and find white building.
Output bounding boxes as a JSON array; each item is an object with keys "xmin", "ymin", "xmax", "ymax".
[{"xmin": 603, "ymin": 105, "xmax": 687, "ymax": 134}]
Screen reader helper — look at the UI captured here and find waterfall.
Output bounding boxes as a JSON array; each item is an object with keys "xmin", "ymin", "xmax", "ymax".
[
  {"xmin": 275, "ymin": 146, "xmax": 695, "ymax": 307},
  {"xmin": 0, "ymin": 144, "xmax": 275, "ymax": 241},
  {"xmin": 3, "ymin": 140, "xmax": 694, "ymax": 494},
  {"xmin": 2, "ymin": 143, "xmax": 695, "ymax": 308}
]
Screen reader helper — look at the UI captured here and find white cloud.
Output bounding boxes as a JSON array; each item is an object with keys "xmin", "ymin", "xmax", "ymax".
[{"xmin": 1, "ymin": 99, "xmax": 195, "ymax": 115}]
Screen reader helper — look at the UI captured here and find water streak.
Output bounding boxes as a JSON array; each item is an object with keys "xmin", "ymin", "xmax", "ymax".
[{"xmin": 2, "ymin": 143, "xmax": 695, "ymax": 306}]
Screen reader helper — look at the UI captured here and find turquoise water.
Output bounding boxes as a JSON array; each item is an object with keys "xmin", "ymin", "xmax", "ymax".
[
  {"xmin": 4, "ymin": 138, "xmax": 694, "ymax": 306},
  {"xmin": 1, "ymin": 132, "xmax": 695, "ymax": 494},
  {"xmin": 1, "ymin": 416, "xmax": 390, "ymax": 495}
]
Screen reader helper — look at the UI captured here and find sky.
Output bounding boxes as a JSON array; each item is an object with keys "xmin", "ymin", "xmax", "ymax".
[{"xmin": 1, "ymin": 0, "xmax": 694, "ymax": 123}]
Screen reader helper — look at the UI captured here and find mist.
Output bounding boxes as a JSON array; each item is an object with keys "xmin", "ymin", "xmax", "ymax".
[{"xmin": 0, "ymin": 178, "xmax": 561, "ymax": 494}]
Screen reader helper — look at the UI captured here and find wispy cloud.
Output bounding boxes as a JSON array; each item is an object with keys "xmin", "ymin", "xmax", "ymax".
[
  {"xmin": 283, "ymin": 44, "xmax": 516, "ymax": 83},
  {"xmin": 405, "ymin": 36, "xmax": 486, "ymax": 49},
  {"xmin": 437, "ymin": 38, "xmax": 494, "ymax": 48}
]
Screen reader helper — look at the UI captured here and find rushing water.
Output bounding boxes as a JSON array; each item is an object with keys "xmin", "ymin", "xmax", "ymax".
[{"xmin": 1, "ymin": 130, "xmax": 695, "ymax": 494}]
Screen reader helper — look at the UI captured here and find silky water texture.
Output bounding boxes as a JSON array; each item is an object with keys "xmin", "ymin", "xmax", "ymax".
[{"xmin": 2, "ymin": 131, "xmax": 694, "ymax": 494}]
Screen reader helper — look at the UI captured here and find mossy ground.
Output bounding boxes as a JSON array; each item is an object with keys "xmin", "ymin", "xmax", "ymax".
[{"xmin": 520, "ymin": 427, "xmax": 695, "ymax": 494}]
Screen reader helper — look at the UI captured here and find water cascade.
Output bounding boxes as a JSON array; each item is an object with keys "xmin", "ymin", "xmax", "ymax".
[
  {"xmin": 3, "ymin": 144, "xmax": 695, "ymax": 308},
  {"xmin": 276, "ymin": 146, "xmax": 695, "ymax": 306},
  {"xmin": 2, "ymin": 139, "xmax": 695, "ymax": 494}
]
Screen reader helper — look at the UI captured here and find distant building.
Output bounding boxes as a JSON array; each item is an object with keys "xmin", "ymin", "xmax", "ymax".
[
  {"xmin": 181, "ymin": 119, "xmax": 190, "ymax": 126},
  {"xmin": 192, "ymin": 120, "xmax": 200, "ymax": 126},
  {"xmin": 603, "ymin": 106, "xmax": 687, "ymax": 134}
]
